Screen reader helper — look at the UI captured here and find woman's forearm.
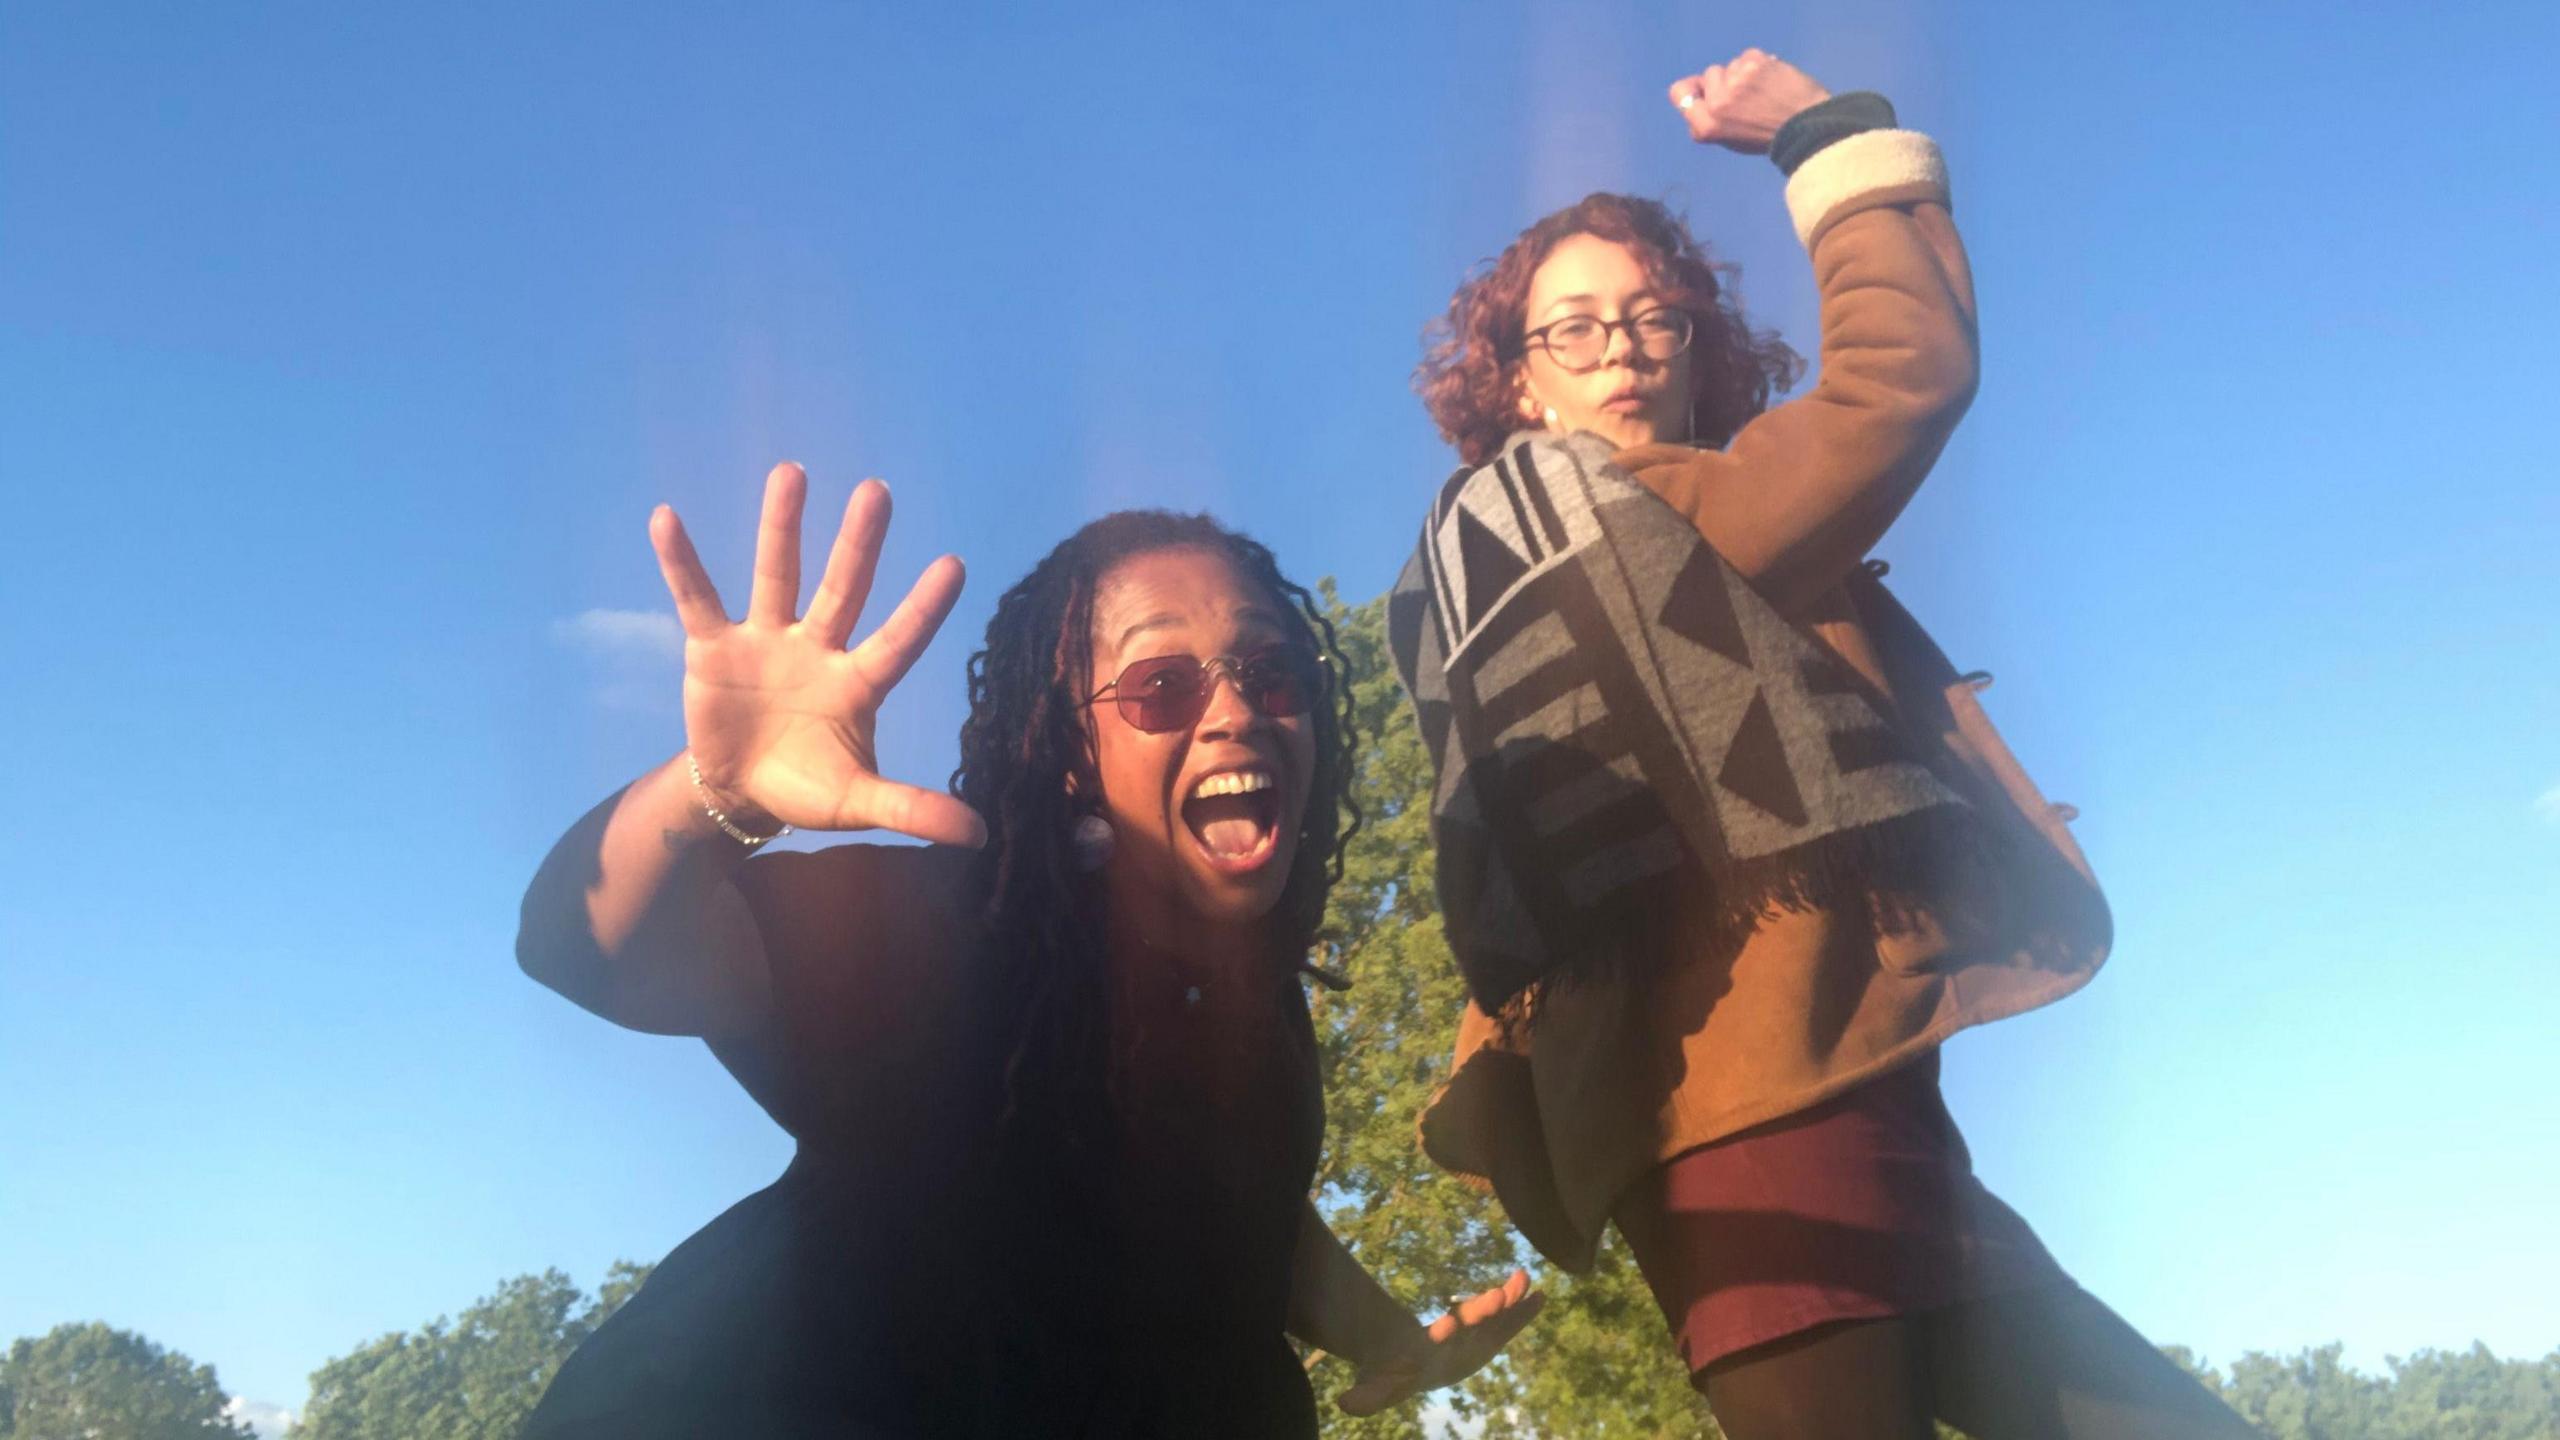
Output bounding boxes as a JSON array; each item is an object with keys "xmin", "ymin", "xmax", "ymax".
[
  {"xmin": 1286, "ymin": 1203, "xmax": 1426, "ymax": 1367},
  {"xmin": 515, "ymin": 752, "xmax": 775, "ymax": 1038}
]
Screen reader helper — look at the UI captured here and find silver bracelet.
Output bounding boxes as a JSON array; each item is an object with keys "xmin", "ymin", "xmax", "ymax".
[{"xmin": 687, "ymin": 754, "xmax": 791, "ymax": 847}]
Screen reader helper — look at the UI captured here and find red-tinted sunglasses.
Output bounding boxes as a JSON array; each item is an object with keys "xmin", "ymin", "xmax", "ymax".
[{"xmin": 1083, "ymin": 645, "xmax": 1328, "ymax": 734}]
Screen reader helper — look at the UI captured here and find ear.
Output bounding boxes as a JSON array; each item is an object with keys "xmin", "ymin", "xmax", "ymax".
[
  {"xmin": 1516, "ymin": 383, "xmax": 1542, "ymax": 422},
  {"xmin": 1065, "ymin": 745, "xmax": 1104, "ymax": 805}
]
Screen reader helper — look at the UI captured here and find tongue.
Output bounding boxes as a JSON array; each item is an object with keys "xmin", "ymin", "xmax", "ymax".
[
  {"xmin": 1202, "ymin": 816, "xmax": 1262, "ymax": 856},
  {"xmin": 1188, "ymin": 793, "xmax": 1269, "ymax": 857},
  {"xmin": 1208, "ymin": 819, "xmax": 1269, "ymax": 850}
]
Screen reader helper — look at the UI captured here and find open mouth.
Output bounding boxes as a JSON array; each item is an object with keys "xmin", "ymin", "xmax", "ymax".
[{"xmin": 1180, "ymin": 767, "xmax": 1283, "ymax": 871}]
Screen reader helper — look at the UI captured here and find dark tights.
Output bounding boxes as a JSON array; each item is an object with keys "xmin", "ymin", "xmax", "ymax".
[{"xmin": 1699, "ymin": 1285, "xmax": 2258, "ymax": 1440}]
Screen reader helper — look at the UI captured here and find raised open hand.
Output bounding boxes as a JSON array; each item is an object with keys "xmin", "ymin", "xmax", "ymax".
[
  {"xmin": 1668, "ymin": 48, "xmax": 1832, "ymax": 154},
  {"xmin": 1334, "ymin": 1269, "xmax": 1545, "ymax": 1417},
  {"xmin": 651, "ymin": 463, "xmax": 985, "ymax": 846}
]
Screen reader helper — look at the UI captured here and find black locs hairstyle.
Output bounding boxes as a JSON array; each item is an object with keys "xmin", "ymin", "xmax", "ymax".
[{"xmin": 949, "ymin": 510, "xmax": 1358, "ymax": 1150}]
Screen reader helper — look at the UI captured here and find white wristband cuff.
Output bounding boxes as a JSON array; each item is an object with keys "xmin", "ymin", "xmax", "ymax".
[{"xmin": 1784, "ymin": 129, "xmax": 1948, "ymax": 250}]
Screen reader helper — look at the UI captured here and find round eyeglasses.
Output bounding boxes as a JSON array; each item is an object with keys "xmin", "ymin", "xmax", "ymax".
[
  {"xmin": 1082, "ymin": 646, "xmax": 1329, "ymax": 734},
  {"xmin": 1519, "ymin": 306, "xmax": 1695, "ymax": 374}
]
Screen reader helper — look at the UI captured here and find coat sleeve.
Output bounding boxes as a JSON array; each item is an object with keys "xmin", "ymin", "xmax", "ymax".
[
  {"xmin": 706, "ymin": 842, "xmax": 976, "ymax": 1140},
  {"xmin": 1617, "ymin": 129, "xmax": 1978, "ymax": 618}
]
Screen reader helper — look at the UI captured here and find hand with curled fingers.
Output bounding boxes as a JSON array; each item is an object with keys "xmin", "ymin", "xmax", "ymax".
[
  {"xmin": 651, "ymin": 463, "xmax": 986, "ymax": 848},
  {"xmin": 1667, "ymin": 47, "xmax": 1832, "ymax": 153},
  {"xmin": 1334, "ymin": 1269, "xmax": 1545, "ymax": 1417}
]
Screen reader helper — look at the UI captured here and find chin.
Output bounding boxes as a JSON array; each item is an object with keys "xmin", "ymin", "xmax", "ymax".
[
  {"xmin": 1182, "ymin": 846, "xmax": 1301, "ymax": 931},
  {"xmin": 1190, "ymin": 890, "xmax": 1283, "ymax": 930},
  {"xmin": 1586, "ymin": 415, "xmax": 1659, "ymax": 449}
]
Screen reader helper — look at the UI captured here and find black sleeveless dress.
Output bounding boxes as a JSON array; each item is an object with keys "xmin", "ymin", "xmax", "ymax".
[{"xmin": 522, "ymin": 902, "xmax": 1326, "ymax": 1440}]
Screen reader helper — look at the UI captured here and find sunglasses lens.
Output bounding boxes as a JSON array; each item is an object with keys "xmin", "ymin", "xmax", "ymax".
[
  {"xmin": 1114, "ymin": 655, "xmax": 1209, "ymax": 733},
  {"xmin": 1105, "ymin": 648, "xmax": 1323, "ymax": 732},
  {"xmin": 1240, "ymin": 650, "xmax": 1316, "ymax": 717}
]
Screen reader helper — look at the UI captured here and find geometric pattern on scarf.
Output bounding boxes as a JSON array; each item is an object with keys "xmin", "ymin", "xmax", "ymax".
[{"xmin": 1388, "ymin": 433, "xmax": 1969, "ymax": 1012}]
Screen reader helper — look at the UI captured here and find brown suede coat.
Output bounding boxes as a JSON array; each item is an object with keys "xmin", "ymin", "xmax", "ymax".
[{"xmin": 1416, "ymin": 145, "xmax": 2114, "ymax": 1272}]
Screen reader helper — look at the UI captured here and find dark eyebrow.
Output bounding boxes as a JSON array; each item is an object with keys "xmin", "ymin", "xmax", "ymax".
[
  {"xmin": 1114, "ymin": 613, "xmax": 1186, "ymax": 654},
  {"xmin": 1114, "ymin": 604, "xmax": 1291, "ymax": 656}
]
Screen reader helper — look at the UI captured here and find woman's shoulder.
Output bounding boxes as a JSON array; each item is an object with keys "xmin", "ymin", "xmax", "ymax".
[
  {"xmin": 734, "ymin": 841, "xmax": 983, "ymax": 1002},
  {"xmin": 742, "ymin": 835, "xmax": 977, "ymax": 922},
  {"xmin": 1411, "ymin": 431, "xmax": 1683, "ymax": 564},
  {"xmin": 713, "ymin": 843, "xmax": 991, "ymax": 1134},
  {"xmin": 1434, "ymin": 430, "xmax": 1652, "ymax": 494}
]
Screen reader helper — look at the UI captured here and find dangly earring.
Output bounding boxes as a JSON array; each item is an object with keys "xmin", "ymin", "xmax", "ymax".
[
  {"xmin": 1064, "ymin": 772, "xmax": 1114, "ymax": 872},
  {"xmin": 1541, "ymin": 405, "xmax": 1560, "ymax": 429},
  {"xmin": 1071, "ymin": 812, "xmax": 1115, "ymax": 872}
]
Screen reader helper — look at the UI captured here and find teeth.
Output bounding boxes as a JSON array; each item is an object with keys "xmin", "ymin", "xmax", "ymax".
[{"xmin": 1189, "ymin": 769, "xmax": 1274, "ymax": 800}]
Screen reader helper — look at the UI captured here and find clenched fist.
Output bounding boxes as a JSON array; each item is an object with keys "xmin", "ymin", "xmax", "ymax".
[{"xmin": 1667, "ymin": 48, "xmax": 1832, "ymax": 154}]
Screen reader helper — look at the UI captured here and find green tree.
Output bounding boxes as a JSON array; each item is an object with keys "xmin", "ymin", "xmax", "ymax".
[
  {"xmin": 0, "ymin": 1321, "xmax": 254, "ymax": 1440},
  {"xmin": 2172, "ymin": 1341, "xmax": 2560, "ymax": 1440},
  {"xmin": 2377, "ymin": 1344, "xmax": 2560, "ymax": 1438},
  {"xmin": 1304, "ymin": 588, "xmax": 1716, "ymax": 1438},
  {"xmin": 288, "ymin": 1262, "xmax": 650, "ymax": 1440}
]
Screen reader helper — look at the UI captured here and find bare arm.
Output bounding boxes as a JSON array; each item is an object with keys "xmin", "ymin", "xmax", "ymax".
[
  {"xmin": 515, "ymin": 755, "xmax": 776, "ymax": 1038},
  {"xmin": 514, "ymin": 464, "xmax": 982, "ymax": 1039},
  {"xmin": 1286, "ymin": 1202, "xmax": 1426, "ymax": 1369},
  {"xmin": 1287, "ymin": 1202, "xmax": 1542, "ymax": 1416}
]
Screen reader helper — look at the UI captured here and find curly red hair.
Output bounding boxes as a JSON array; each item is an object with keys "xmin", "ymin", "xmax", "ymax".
[{"xmin": 1416, "ymin": 193, "xmax": 1804, "ymax": 466}]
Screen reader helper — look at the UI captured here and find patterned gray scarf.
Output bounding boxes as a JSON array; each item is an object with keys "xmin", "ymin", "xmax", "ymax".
[{"xmin": 1387, "ymin": 433, "xmax": 2001, "ymax": 1015}]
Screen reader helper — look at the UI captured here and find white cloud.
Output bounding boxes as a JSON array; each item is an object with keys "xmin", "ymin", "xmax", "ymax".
[
  {"xmin": 225, "ymin": 1396, "xmax": 296, "ymax": 1439},
  {"xmin": 551, "ymin": 607, "xmax": 686, "ymax": 710},
  {"xmin": 550, "ymin": 607, "xmax": 684, "ymax": 661},
  {"xmin": 2536, "ymin": 783, "xmax": 2560, "ymax": 825}
]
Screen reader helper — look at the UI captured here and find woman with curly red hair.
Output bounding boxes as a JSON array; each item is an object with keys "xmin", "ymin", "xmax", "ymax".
[
  {"xmin": 1416, "ymin": 189, "xmax": 1803, "ymax": 472},
  {"xmin": 1391, "ymin": 49, "xmax": 2255, "ymax": 1439}
]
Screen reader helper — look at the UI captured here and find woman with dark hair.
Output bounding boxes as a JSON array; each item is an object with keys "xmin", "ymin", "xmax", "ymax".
[
  {"xmin": 515, "ymin": 466, "xmax": 1537, "ymax": 1437},
  {"xmin": 1392, "ymin": 49, "xmax": 2254, "ymax": 1439}
]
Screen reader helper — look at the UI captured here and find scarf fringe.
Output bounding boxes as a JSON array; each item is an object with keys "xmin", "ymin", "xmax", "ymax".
[{"xmin": 1484, "ymin": 799, "xmax": 2016, "ymax": 1036}]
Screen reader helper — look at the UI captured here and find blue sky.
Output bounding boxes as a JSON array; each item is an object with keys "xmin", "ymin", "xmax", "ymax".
[{"xmin": 4, "ymin": 0, "xmax": 2555, "ymax": 1429}]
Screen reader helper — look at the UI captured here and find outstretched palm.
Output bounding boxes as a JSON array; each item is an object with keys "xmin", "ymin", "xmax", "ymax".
[{"xmin": 652, "ymin": 463, "xmax": 985, "ymax": 847}]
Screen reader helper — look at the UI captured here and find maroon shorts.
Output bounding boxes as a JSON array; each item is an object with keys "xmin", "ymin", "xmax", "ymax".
[{"xmin": 1610, "ymin": 1050, "xmax": 2072, "ymax": 1375}]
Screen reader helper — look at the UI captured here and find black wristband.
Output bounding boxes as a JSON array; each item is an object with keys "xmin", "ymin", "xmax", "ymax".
[{"xmin": 1769, "ymin": 91, "xmax": 1898, "ymax": 176}]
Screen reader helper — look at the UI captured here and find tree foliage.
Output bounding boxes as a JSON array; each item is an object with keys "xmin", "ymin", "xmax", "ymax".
[
  {"xmin": 0, "ymin": 1321, "xmax": 254, "ymax": 1440},
  {"xmin": 286, "ymin": 1262, "xmax": 650, "ymax": 1440},
  {"xmin": 2168, "ymin": 1341, "xmax": 2560, "ymax": 1440}
]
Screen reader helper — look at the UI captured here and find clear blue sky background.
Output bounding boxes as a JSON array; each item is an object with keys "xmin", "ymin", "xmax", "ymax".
[{"xmin": 5, "ymin": 1, "xmax": 2555, "ymax": 1430}]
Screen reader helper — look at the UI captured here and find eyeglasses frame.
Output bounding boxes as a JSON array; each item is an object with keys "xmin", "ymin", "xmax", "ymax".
[
  {"xmin": 1516, "ymin": 304, "xmax": 1698, "ymax": 375},
  {"xmin": 1079, "ymin": 645, "xmax": 1332, "ymax": 734}
]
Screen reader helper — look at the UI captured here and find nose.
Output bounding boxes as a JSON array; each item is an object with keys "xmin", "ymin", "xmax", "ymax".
[
  {"xmin": 1600, "ymin": 319, "xmax": 1638, "ymax": 367},
  {"xmin": 1193, "ymin": 658, "xmax": 1268, "ymax": 741}
]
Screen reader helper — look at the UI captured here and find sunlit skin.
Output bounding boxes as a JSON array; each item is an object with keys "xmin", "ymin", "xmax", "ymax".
[
  {"xmin": 1507, "ymin": 47, "xmax": 1831, "ymax": 454},
  {"xmin": 1514, "ymin": 233, "xmax": 1697, "ymax": 450},
  {"xmin": 621, "ymin": 472, "xmax": 1540, "ymax": 1414},
  {"xmin": 1080, "ymin": 546, "xmax": 1317, "ymax": 973}
]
